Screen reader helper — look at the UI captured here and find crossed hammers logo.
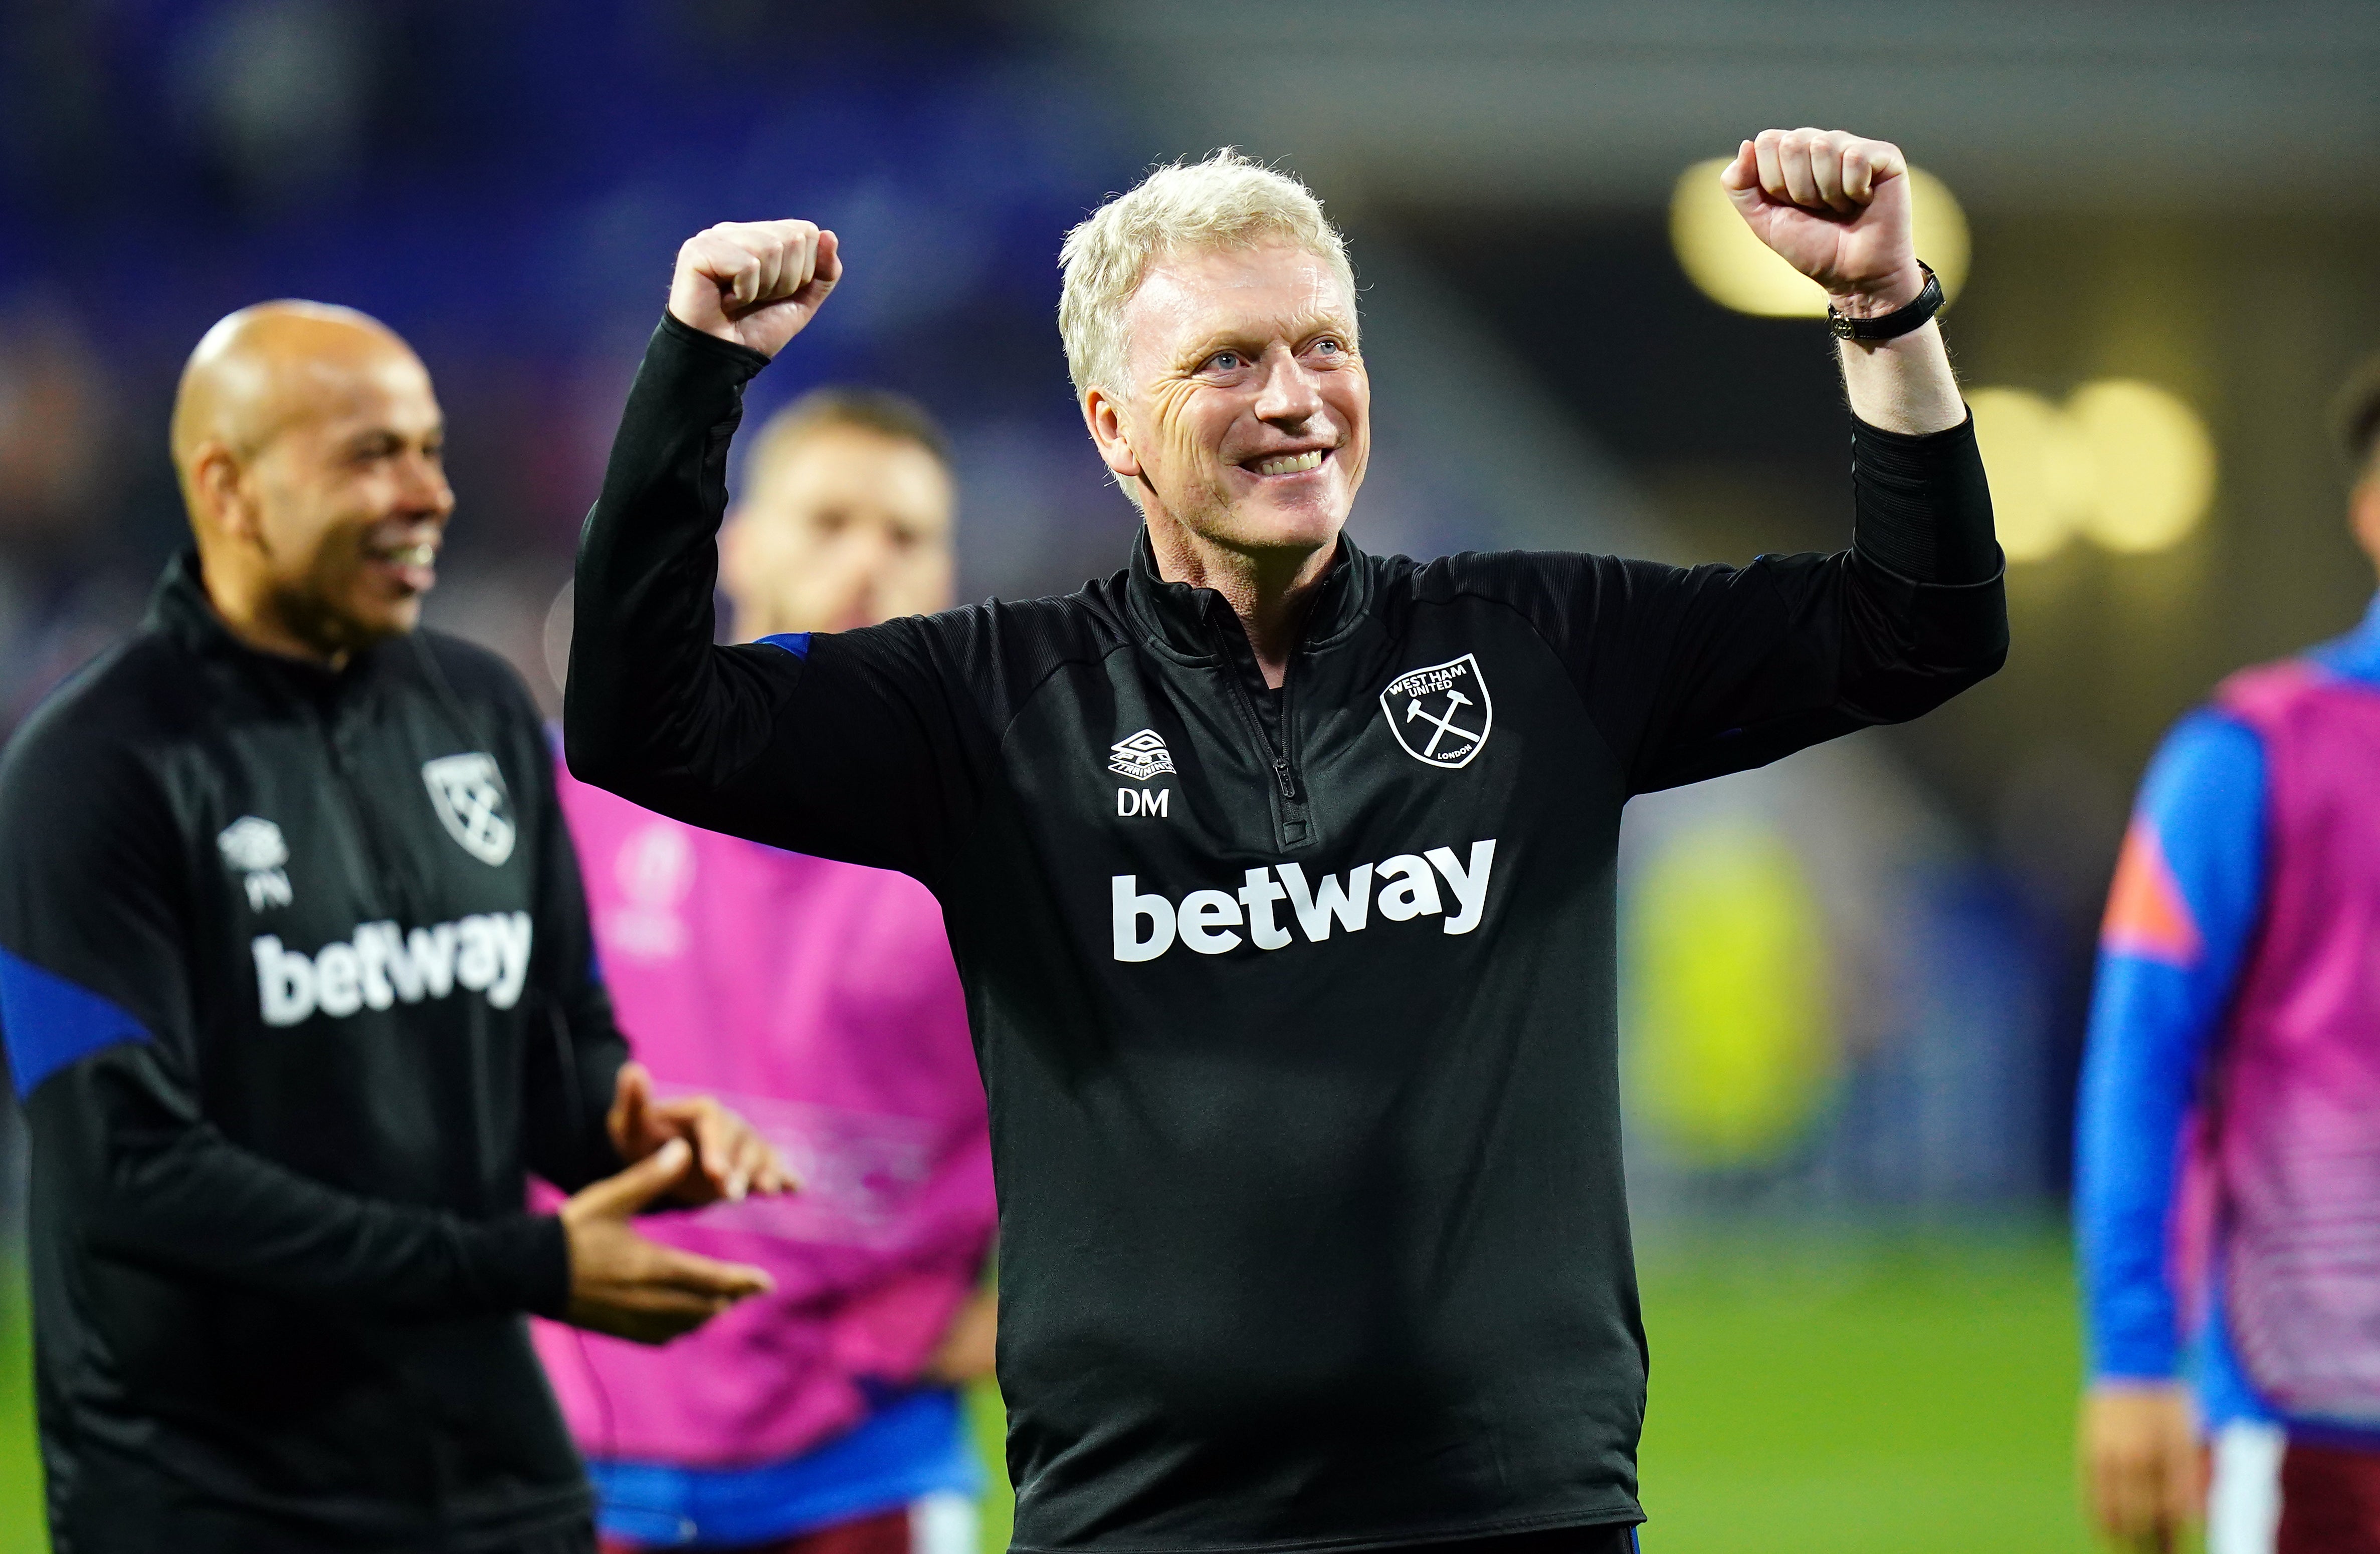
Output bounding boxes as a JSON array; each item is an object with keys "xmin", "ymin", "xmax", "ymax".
[
  {"xmin": 1405, "ymin": 689, "xmax": 1479, "ymax": 759},
  {"xmin": 1379, "ymin": 654, "xmax": 1493, "ymax": 769},
  {"xmin": 449, "ymin": 783, "xmax": 504, "ymax": 845}
]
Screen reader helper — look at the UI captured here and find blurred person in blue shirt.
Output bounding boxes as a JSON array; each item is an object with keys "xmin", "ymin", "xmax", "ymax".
[{"xmin": 2077, "ymin": 357, "xmax": 2380, "ymax": 1554}]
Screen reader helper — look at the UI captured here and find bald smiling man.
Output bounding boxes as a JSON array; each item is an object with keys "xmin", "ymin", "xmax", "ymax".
[{"xmin": 0, "ymin": 303, "xmax": 790, "ymax": 1554}]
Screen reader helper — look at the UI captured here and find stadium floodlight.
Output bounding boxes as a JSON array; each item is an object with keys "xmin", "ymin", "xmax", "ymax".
[
  {"xmin": 2067, "ymin": 379, "xmax": 2219, "ymax": 555},
  {"xmin": 1968, "ymin": 387, "xmax": 2092, "ymax": 563},
  {"xmin": 1967, "ymin": 381, "xmax": 2216, "ymax": 563},
  {"xmin": 1670, "ymin": 156, "xmax": 1971, "ymax": 319}
]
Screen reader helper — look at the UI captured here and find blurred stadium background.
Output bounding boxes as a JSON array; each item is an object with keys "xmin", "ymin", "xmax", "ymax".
[{"xmin": 4, "ymin": 3, "xmax": 2378, "ymax": 1549}]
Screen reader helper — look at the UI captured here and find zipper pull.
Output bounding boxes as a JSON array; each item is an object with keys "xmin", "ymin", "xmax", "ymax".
[{"xmin": 1272, "ymin": 757, "xmax": 1296, "ymax": 799}]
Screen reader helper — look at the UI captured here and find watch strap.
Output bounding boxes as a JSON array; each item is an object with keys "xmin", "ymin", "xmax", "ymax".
[{"xmin": 1828, "ymin": 261, "xmax": 1943, "ymax": 342}]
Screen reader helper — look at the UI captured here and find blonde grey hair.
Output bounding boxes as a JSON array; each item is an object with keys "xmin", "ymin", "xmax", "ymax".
[{"xmin": 1058, "ymin": 149, "xmax": 1356, "ymax": 400}]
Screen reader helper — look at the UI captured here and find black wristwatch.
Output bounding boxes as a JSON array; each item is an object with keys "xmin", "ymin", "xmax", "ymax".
[{"xmin": 1827, "ymin": 261, "xmax": 1943, "ymax": 342}]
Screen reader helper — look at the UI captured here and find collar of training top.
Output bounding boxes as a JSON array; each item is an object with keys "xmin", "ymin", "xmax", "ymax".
[
  {"xmin": 1124, "ymin": 524, "xmax": 1373, "ymax": 663},
  {"xmin": 143, "ymin": 548, "xmax": 389, "ymax": 698}
]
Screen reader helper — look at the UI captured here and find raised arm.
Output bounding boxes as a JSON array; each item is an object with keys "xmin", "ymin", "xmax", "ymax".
[
  {"xmin": 568, "ymin": 223, "xmax": 989, "ymax": 879},
  {"xmin": 565, "ymin": 220, "xmax": 838, "ymax": 814},
  {"xmin": 1502, "ymin": 129, "xmax": 2000, "ymax": 789},
  {"xmin": 1722, "ymin": 128, "xmax": 1963, "ymax": 435}
]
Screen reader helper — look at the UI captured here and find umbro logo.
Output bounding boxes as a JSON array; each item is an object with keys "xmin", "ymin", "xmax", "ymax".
[
  {"xmin": 1381, "ymin": 654, "xmax": 1493, "ymax": 769},
  {"xmin": 218, "ymin": 815, "xmax": 293, "ymax": 912},
  {"xmin": 1109, "ymin": 728, "xmax": 1175, "ymax": 782}
]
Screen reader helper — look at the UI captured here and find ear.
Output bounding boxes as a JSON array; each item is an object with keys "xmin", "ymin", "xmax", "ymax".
[
  {"xmin": 188, "ymin": 443, "xmax": 262, "ymax": 546},
  {"xmin": 2352, "ymin": 478, "xmax": 2380, "ymax": 576},
  {"xmin": 1081, "ymin": 386, "xmax": 1142, "ymax": 482}
]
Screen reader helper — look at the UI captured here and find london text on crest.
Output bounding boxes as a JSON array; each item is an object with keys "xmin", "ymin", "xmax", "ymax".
[
  {"xmin": 1109, "ymin": 729, "xmax": 1176, "ymax": 782},
  {"xmin": 421, "ymin": 753, "xmax": 516, "ymax": 866},
  {"xmin": 1380, "ymin": 654, "xmax": 1493, "ymax": 768}
]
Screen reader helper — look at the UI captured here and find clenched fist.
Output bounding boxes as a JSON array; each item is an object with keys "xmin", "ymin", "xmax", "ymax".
[
  {"xmin": 668, "ymin": 219, "xmax": 842, "ymax": 359},
  {"xmin": 1723, "ymin": 128, "xmax": 1924, "ymax": 320}
]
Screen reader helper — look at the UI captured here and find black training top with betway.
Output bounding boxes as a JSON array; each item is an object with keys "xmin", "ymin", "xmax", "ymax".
[
  {"xmin": 569, "ymin": 315, "xmax": 2006, "ymax": 1552},
  {"xmin": 0, "ymin": 555, "xmax": 627, "ymax": 1554}
]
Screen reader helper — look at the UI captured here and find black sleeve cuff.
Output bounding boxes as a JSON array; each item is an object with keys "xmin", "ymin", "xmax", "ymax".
[
  {"xmin": 1850, "ymin": 411, "xmax": 2002, "ymax": 586},
  {"xmin": 653, "ymin": 309, "xmax": 773, "ymax": 376},
  {"xmin": 470, "ymin": 1211, "xmax": 573, "ymax": 1318}
]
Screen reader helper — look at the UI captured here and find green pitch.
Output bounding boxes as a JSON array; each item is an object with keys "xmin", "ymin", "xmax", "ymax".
[
  {"xmin": 1626, "ymin": 1227, "xmax": 2108, "ymax": 1552},
  {"xmin": 968, "ymin": 1228, "xmax": 2107, "ymax": 1554},
  {"xmin": 0, "ymin": 1271, "xmax": 34, "ymax": 1554},
  {"xmin": 1, "ymin": 1232, "xmax": 2108, "ymax": 1554}
]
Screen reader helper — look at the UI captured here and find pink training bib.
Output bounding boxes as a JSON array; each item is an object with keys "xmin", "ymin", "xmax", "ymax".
[
  {"xmin": 532, "ymin": 760, "xmax": 994, "ymax": 1468},
  {"xmin": 2196, "ymin": 662, "xmax": 2380, "ymax": 1425}
]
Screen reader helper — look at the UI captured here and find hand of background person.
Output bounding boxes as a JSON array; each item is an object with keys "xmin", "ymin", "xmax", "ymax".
[
  {"xmin": 923, "ymin": 1284, "xmax": 999, "ymax": 1386},
  {"xmin": 561, "ymin": 1139, "xmax": 775, "ymax": 1345},
  {"xmin": 2078, "ymin": 1381, "xmax": 2204, "ymax": 1553},
  {"xmin": 607, "ymin": 1060, "xmax": 794, "ymax": 1206},
  {"xmin": 667, "ymin": 219, "xmax": 842, "ymax": 358},
  {"xmin": 1721, "ymin": 127, "xmax": 1925, "ymax": 318}
]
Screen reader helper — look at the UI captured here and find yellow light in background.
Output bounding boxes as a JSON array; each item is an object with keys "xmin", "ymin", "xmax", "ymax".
[
  {"xmin": 1669, "ymin": 157, "xmax": 1970, "ymax": 318},
  {"xmin": 1968, "ymin": 388, "xmax": 2090, "ymax": 562},
  {"xmin": 1968, "ymin": 381, "xmax": 2216, "ymax": 562},
  {"xmin": 1627, "ymin": 818, "xmax": 1834, "ymax": 1165},
  {"xmin": 2067, "ymin": 380, "xmax": 2218, "ymax": 554}
]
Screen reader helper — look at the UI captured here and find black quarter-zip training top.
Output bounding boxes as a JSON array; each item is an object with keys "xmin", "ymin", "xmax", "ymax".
[
  {"xmin": 0, "ymin": 556, "xmax": 627, "ymax": 1553},
  {"xmin": 568, "ymin": 316, "xmax": 2007, "ymax": 1552}
]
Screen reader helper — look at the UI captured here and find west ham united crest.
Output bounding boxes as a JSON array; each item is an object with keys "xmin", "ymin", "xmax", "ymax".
[
  {"xmin": 422, "ymin": 752, "xmax": 517, "ymax": 866},
  {"xmin": 1380, "ymin": 654, "xmax": 1492, "ymax": 769}
]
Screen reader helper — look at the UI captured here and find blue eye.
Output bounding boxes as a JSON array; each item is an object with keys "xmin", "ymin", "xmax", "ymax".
[{"xmin": 1207, "ymin": 351, "xmax": 1242, "ymax": 371}]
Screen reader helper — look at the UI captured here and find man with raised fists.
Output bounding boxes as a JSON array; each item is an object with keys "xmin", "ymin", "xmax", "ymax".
[{"xmin": 571, "ymin": 130, "xmax": 2003, "ymax": 1552}]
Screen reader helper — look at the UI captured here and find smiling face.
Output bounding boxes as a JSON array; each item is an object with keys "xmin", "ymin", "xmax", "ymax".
[
  {"xmin": 1085, "ymin": 242, "xmax": 1369, "ymax": 567},
  {"xmin": 239, "ymin": 350, "xmax": 453, "ymax": 650},
  {"xmin": 176, "ymin": 306, "xmax": 454, "ymax": 661}
]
